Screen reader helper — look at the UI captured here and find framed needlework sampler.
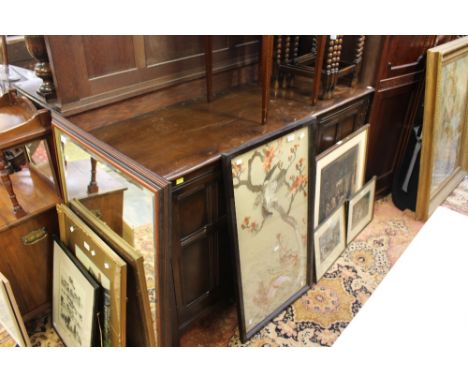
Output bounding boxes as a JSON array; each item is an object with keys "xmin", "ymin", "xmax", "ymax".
[
  {"xmin": 416, "ymin": 36, "xmax": 468, "ymax": 221},
  {"xmin": 223, "ymin": 118, "xmax": 316, "ymax": 342}
]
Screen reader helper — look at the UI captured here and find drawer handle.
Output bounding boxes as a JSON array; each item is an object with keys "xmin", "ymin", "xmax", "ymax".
[{"xmin": 22, "ymin": 227, "xmax": 48, "ymax": 246}]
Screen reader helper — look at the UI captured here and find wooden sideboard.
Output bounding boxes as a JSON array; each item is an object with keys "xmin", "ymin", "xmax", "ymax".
[
  {"xmin": 7, "ymin": 35, "xmax": 374, "ymax": 345},
  {"xmin": 69, "ymin": 83, "xmax": 373, "ymax": 344}
]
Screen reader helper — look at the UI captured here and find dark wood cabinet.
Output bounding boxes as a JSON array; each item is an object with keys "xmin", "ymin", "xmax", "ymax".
[{"xmin": 366, "ymin": 36, "xmax": 438, "ymax": 197}]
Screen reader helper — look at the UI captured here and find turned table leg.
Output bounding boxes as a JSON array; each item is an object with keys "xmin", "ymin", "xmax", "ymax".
[
  {"xmin": 87, "ymin": 157, "xmax": 99, "ymax": 194},
  {"xmin": 0, "ymin": 151, "xmax": 26, "ymax": 218}
]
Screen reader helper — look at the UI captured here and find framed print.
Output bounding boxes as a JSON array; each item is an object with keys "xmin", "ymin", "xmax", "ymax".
[
  {"xmin": 314, "ymin": 124, "xmax": 369, "ymax": 228},
  {"xmin": 346, "ymin": 176, "xmax": 376, "ymax": 244},
  {"xmin": 0, "ymin": 272, "xmax": 31, "ymax": 347},
  {"xmin": 52, "ymin": 238, "xmax": 100, "ymax": 347},
  {"xmin": 57, "ymin": 203, "xmax": 127, "ymax": 347},
  {"xmin": 314, "ymin": 204, "xmax": 346, "ymax": 281},
  {"xmin": 416, "ymin": 37, "xmax": 468, "ymax": 221},
  {"xmin": 223, "ymin": 118, "xmax": 316, "ymax": 342},
  {"xmin": 70, "ymin": 198, "xmax": 156, "ymax": 346}
]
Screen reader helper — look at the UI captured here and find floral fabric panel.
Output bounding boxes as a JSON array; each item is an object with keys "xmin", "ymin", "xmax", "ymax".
[{"xmin": 231, "ymin": 126, "xmax": 309, "ymax": 333}]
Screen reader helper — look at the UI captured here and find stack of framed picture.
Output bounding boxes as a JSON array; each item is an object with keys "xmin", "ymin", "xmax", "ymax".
[
  {"xmin": 416, "ymin": 36, "xmax": 468, "ymax": 221},
  {"xmin": 313, "ymin": 125, "xmax": 375, "ymax": 280},
  {"xmin": 223, "ymin": 121, "xmax": 376, "ymax": 342},
  {"xmin": 223, "ymin": 118, "xmax": 316, "ymax": 342},
  {"xmin": 55, "ymin": 204, "xmax": 127, "ymax": 347}
]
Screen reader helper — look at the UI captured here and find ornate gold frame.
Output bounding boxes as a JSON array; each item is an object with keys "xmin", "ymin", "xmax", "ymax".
[{"xmin": 416, "ymin": 37, "xmax": 468, "ymax": 221}]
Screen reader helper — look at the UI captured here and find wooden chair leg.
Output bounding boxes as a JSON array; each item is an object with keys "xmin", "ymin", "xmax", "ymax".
[
  {"xmin": 312, "ymin": 36, "xmax": 327, "ymax": 105},
  {"xmin": 261, "ymin": 36, "xmax": 274, "ymax": 125},
  {"xmin": 352, "ymin": 35, "xmax": 366, "ymax": 86},
  {"xmin": 204, "ymin": 36, "xmax": 213, "ymax": 103}
]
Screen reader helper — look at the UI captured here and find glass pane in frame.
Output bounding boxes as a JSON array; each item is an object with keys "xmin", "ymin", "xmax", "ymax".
[{"xmin": 55, "ymin": 130, "xmax": 159, "ymax": 343}]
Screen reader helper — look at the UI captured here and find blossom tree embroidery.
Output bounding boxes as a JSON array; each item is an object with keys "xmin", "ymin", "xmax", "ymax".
[{"xmin": 232, "ymin": 135, "xmax": 308, "ymax": 310}]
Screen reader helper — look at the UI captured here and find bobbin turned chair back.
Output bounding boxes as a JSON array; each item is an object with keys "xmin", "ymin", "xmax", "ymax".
[{"xmin": 273, "ymin": 36, "xmax": 366, "ymax": 102}]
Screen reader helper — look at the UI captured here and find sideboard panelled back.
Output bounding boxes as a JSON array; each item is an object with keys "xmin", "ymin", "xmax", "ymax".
[
  {"xmin": 365, "ymin": 35, "xmax": 447, "ymax": 197},
  {"xmin": 46, "ymin": 36, "xmax": 260, "ymax": 115}
]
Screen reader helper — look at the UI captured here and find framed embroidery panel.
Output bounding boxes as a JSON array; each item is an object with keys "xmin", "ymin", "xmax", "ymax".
[
  {"xmin": 346, "ymin": 176, "xmax": 376, "ymax": 244},
  {"xmin": 416, "ymin": 37, "xmax": 468, "ymax": 221},
  {"xmin": 57, "ymin": 203, "xmax": 127, "ymax": 347},
  {"xmin": 314, "ymin": 124, "xmax": 368, "ymax": 229},
  {"xmin": 314, "ymin": 204, "xmax": 346, "ymax": 281},
  {"xmin": 223, "ymin": 118, "xmax": 316, "ymax": 342},
  {"xmin": 52, "ymin": 238, "xmax": 101, "ymax": 347},
  {"xmin": 0, "ymin": 272, "xmax": 31, "ymax": 347}
]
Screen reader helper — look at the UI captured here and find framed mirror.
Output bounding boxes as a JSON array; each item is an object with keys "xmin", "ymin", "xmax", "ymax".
[{"xmin": 53, "ymin": 118, "xmax": 170, "ymax": 346}]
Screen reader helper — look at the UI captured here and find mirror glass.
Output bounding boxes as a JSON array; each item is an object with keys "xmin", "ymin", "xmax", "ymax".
[
  {"xmin": 56, "ymin": 131, "xmax": 157, "ymax": 336},
  {"xmin": 25, "ymin": 139, "xmax": 56, "ymax": 185}
]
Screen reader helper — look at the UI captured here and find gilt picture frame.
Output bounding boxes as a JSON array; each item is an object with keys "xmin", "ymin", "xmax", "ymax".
[
  {"xmin": 223, "ymin": 117, "xmax": 316, "ymax": 342},
  {"xmin": 314, "ymin": 124, "xmax": 369, "ymax": 229},
  {"xmin": 70, "ymin": 198, "xmax": 156, "ymax": 346},
  {"xmin": 57, "ymin": 203, "xmax": 127, "ymax": 347},
  {"xmin": 416, "ymin": 36, "xmax": 468, "ymax": 221},
  {"xmin": 0, "ymin": 272, "xmax": 31, "ymax": 347},
  {"xmin": 346, "ymin": 176, "xmax": 376, "ymax": 244},
  {"xmin": 314, "ymin": 204, "xmax": 346, "ymax": 281},
  {"xmin": 52, "ymin": 238, "xmax": 100, "ymax": 347}
]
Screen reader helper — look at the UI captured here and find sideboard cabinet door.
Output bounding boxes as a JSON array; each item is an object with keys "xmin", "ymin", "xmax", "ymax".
[{"xmin": 171, "ymin": 164, "xmax": 230, "ymax": 332}]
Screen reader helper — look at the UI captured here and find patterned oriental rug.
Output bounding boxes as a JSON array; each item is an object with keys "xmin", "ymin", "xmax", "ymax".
[
  {"xmin": 181, "ymin": 175, "xmax": 468, "ymax": 347},
  {"xmin": 1, "ymin": 176, "xmax": 467, "ymax": 347}
]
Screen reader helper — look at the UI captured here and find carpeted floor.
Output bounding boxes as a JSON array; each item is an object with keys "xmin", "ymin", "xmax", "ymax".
[
  {"xmin": 180, "ymin": 195, "xmax": 424, "ymax": 346},
  {"xmin": 1, "ymin": 176, "xmax": 467, "ymax": 347}
]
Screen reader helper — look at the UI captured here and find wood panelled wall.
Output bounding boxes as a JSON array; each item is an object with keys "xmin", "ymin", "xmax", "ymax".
[{"xmin": 46, "ymin": 36, "xmax": 260, "ymax": 116}]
